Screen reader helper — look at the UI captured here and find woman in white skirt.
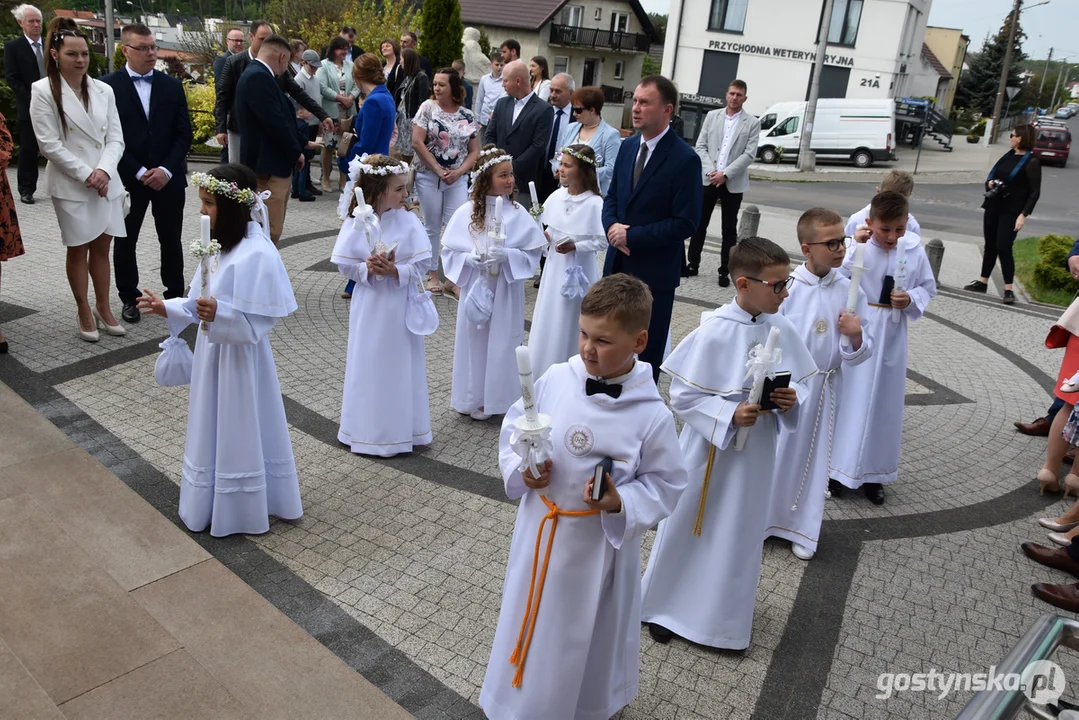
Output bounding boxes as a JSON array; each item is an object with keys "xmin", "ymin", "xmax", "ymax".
[{"xmin": 30, "ymin": 18, "xmax": 126, "ymax": 342}]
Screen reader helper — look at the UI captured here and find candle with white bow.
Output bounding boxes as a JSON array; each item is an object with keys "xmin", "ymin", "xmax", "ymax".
[
  {"xmin": 487, "ymin": 195, "xmax": 505, "ymax": 277},
  {"xmin": 513, "ymin": 345, "xmax": 553, "ymax": 496},
  {"xmin": 734, "ymin": 326, "xmax": 781, "ymax": 451},
  {"xmin": 841, "ymin": 242, "xmax": 866, "ymax": 350},
  {"xmin": 892, "ymin": 238, "xmax": 907, "ymax": 323},
  {"xmin": 198, "ymin": 215, "xmax": 212, "ymax": 332}
]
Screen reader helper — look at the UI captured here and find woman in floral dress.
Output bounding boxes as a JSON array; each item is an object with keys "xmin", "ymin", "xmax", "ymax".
[
  {"xmin": 0, "ymin": 113, "xmax": 25, "ymax": 353},
  {"xmin": 411, "ymin": 67, "xmax": 478, "ymax": 298}
]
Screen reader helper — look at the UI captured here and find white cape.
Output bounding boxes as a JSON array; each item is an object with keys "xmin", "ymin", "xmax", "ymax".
[
  {"xmin": 441, "ymin": 196, "xmax": 545, "ymax": 415},
  {"xmin": 529, "ymin": 188, "xmax": 606, "ymax": 380},
  {"xmin": 332, "ymin": 208, "xmax": 433, "ymax": 456},
  {"xmin": 162, "ymin": 222, "xmax": 302, "ymax": 537},
  {"xmin": 642, "ymin": 302, "xmax": 817, "ymax": 649}
]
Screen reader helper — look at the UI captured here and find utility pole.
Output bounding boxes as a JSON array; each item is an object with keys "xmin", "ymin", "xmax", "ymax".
[
  {"xmin": 104, "ymin": 0, "xmax": 115, "ymax": 72},
  {"xmin": 798, "ymin": 0, "xmax": 836, "ymax": 172},
  {"xmin": 989, "ymin": 0, "xmax": 1022, "ymax": 145},
  {"xmin": 1038, "ymin": 47, "xmax": 1053, "ymax": 105},
  {"xmin": 1051, "ymin": 63, "xmax": 1070, "ymax": 110}
]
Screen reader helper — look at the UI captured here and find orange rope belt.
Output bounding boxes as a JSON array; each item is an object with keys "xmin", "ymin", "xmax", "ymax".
[
  {"xmin": 508, "ymin": 495, "xmax": 600, "ymax": 687},
  {"xmin": 692, "ymin": 444, "xmax": 718, "ymax": 536}
]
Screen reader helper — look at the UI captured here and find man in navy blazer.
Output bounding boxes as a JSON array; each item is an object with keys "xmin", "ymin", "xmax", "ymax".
[
  {"xmin": 235, "ymin": 35, "xmax": 304, "ymax": 244},
  {"xmin": 484, "ymin": 60, "xmax": 552, "ymax": 210},
  {"xmin": 101, "ymin": 24, "xmax": 192, "ymax": 324},
  {"xmin": 3, "ymin": 4, "xmax": 44, "ymax": 203},
  {"xmin": 602, "ymin": 75, "xmax": 702, "ymax": 381}
]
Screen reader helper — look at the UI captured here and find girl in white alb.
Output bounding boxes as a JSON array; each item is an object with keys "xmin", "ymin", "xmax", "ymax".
[
  {"xmin": 332, "ymin": 154, "xmax": 434, "ymax": 457},
  {"xmin": 441, "ymin": 145, "xmax": 546, "ymax": 419},
  {"xmin": 529, "ymin": 144, "xmax": 606, "ymax": 381},
  {"xmin": 137, "ymin": 165, "xmax": 302, "ymax": 537}
]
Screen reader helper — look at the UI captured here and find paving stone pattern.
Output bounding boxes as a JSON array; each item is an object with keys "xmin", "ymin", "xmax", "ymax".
[{"xmin": 0, "ymin": 170, "xmax": 1074, "ymax": 719}]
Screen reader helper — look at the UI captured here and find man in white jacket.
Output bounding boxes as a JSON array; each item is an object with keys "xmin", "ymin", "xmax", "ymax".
[{"xmin": 684, "ymin": 79, "xmax": 761, "ymax": 287}]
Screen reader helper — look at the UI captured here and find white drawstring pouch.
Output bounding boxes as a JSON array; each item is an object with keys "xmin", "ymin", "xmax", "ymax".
[
  {"xmin": 154, "ymin": 334, "xmax": 193, "ymax": 386},
  {"xmin": 405, "ymin": 276, "xmax": 439, "ymax": 336}
]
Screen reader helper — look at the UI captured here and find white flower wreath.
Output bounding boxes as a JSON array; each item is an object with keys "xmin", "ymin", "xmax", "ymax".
[
  {"xmin": 559, "ymin": 146, "xmax": 597, "ymax": 166},
  {"xmin": 470, "ymin": 154, "xmax": 513, "ymax": 182}
]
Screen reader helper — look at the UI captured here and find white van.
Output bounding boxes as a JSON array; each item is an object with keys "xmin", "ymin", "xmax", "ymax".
[{"xmin": 755, "ymin": 99, "xmax": 896, "ymax": 167}]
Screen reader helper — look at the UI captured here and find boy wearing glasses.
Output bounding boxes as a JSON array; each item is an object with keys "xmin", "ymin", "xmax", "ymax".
[
  {"xmin": 765, "ymin": 209, "xmax": 873, "ymax": 562},
  {"xmin": 642, "ymin": 237, "xmax": 817, "ymax": 650},
  {"xmin": 830, "ymin": 191, "xmax": 937, "ymax": 505}
]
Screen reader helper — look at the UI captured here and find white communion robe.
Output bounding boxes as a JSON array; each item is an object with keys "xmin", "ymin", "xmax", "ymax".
[
  {"xmin": 528, "ymin": 189, "xmax": 608, "ymax": 382},
  {"xmin": 480, "ymin": 356, "xmax": 688, "ymax": 720},
  {"xmin": 844, "ymin": 203, "xmax": 921, "ymax": 239},
  {"xmin": 529, "ymin": 188, "xmax": 606, "ymax": 380},
  {"xmin": 641, "ymin": 302, "xmax": 817, "ymax": 649},
  {"xmin": 766, "ymin": 264, "xmax": 874, "ymax": 553},
  {"xmin": 442, "ymin": 197, "xmax": 545, "ymax": 415},
  {"xmin": 830, "ymin": 235, "xmax": 937, "ymax": 488},
  {"xmin": 332, "ymin": 208, "xmax": 433, "ymax": 456},
  {"xmin": 163, "ymin": 222, "xmax": 302, "ymax": 537}
]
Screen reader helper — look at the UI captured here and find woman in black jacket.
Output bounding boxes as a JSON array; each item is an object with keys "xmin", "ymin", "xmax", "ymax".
[
  {"xmin": 964, "ymin": 124, "xmax": 1042, "ymax": 304},
  {"xmin": 392, "ymin": 48, "xmax": 430, "ymax": 163}
]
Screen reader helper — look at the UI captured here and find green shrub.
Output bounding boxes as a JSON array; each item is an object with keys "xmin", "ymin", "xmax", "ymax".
[
  {"xmin": 184, "ymin": 79, "xmax": 216, "ymax": 144},
  {"xmin": 970, "ymin": 118, "xmax": 988, "ymax": 138},
  {"xmin": 1032, "ymin": 234, "xmax": 1079, "ymax": 293},
  {"xmin": 478, "ymin": 26, "xmax": 491, "ymax": 57}
]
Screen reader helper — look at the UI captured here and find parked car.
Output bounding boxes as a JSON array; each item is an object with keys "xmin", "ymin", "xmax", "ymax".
[
  {"xmin": 1055, "ymin": 107, "xmax": 1073, "ymax": 119},
  {"xmin": 1033, "ymin": 125, "xmax": 1071, "ymax": 167},
  {"xmin": 755, "ymin": 99, "xmax": 896, "ymax": 167}
]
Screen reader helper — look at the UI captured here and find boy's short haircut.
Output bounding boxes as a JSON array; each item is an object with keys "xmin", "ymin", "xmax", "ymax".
[
  {"xmin": 581, "ymin": 275, "xmax": 653, "ymax": 333},
  {"xmin": 869, "ymin": 190, "xmax": 909, "ymax": 223},
  {"xmin": 879, "ymin": 170, "xmax": 914, "ymax": 197},
  {"xmin": 729, "ymin": 236, "xmax": 790, "ymax": 281},
  {"xmin": 796, "ymin": 208, "xmax": 844, "ymax": 245}
]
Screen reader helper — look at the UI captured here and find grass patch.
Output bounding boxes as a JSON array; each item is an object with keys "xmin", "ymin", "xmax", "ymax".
[{"xmin": 1014, "ymin": 236, "xmax": 1078, "ymax": 306}]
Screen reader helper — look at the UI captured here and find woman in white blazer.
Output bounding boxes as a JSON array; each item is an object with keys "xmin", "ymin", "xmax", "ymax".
[
  {"xmin": 30, "ymin": 19, "xmax": 126, "ymax": 342},
  {"xmin": 315, "ymin": 36, "xmax": 358, "ymax": 191},
  {"xmin": 550, "ymin": 86, "xmax": 622, "ymax": 196}
]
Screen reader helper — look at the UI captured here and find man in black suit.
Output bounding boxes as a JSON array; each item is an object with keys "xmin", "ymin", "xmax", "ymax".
[
  {"xmin": 322, "ymin": 26, "xmax": 363, "ymax": 62},
  {"xmin": 400, "ymin": 31, "xmax": 433, "ymax": 80},
  {"xmin": 102, "ymin": 24, "xmax": 192, "ymax": 323},
  {"xmin": 235, "ymin": 35, "xmax": 304, "ymax": 244},
  {"xmin": 212, "ymin": 27, "xmax": 244, "ymax": 162},
  {"xmin": 3, "ymin": 4, "xmax": 44, "ymax": 203},
  {"xmin": 214, "ymin": 20, "xmax": 331, "ymax": 165},
  {"xmin": 484, "ymin": 60, "xmax": 553, "ymax": 210}
]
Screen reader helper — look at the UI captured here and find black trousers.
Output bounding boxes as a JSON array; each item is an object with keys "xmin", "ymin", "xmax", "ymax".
[
  {"xmin": 980, "ymin": 207, "xmax": 1020, "ymax": 285},
  {"xmin": 685, "ymin": 183, "xmax": 742, "ymax": 272},
  {"xmin": 1069, "ymin": 538, "xmax": 1079, "ymax": 563},
  {"xmin": 16, "ymin": 113, "xmax": 38, "ymax": 196},
  {"xmin": 114, "ymin": 181, "xmax": 186, "ymax": 305},
  {"xmin": 640, "ymin": 287, "xmax": 675, "ymax": 383}
]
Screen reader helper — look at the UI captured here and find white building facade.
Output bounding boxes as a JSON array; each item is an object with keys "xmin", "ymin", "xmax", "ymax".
[{"xmin": 662, "ymin": 0, "xmax": 933, "ymax": 116}]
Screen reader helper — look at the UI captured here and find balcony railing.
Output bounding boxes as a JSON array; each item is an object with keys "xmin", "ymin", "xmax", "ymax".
[{"xmin": 549, "ymin": 24, "xmax": 650, "ymax": 53}]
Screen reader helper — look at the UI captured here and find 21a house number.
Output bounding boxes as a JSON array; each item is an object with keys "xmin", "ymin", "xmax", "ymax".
[{"xmin": 860, "ymin": 77, "xmax": 881, "ymax": 88}]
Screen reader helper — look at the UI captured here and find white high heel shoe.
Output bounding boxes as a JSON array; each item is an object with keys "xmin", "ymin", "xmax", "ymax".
[
  {"xmin": 78, "ymin": 316, "xmax": 99, "ymax": 343},
  {"xmin": 92, "ymin": 309, "xmax": 126, "ymax": 337}
]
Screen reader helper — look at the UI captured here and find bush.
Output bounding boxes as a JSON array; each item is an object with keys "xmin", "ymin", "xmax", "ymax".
[
  {"xmin": 420, "ymin": 0, "xmax": 464, "ymax": 69},
  {"xmin": 185, "ymin": 79, "xmax": 216, "ymax": 144},
  {"xmin": 970, "ymin": 118, "xmax": 988, "ymax": 138},
  {"xmin": 478, "ymin": 26, "xmax": 491, "ymax": 57},
  {"xmin": 113, "ymin": 44, "xmax": 125, "ymax": 71},
  {"xmin": 1032, "ymin": 234, "xmax": 1079, "ymax": 293}
]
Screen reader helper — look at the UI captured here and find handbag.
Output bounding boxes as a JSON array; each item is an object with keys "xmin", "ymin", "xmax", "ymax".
[
  {"xmin": 337, "ymin": 132, "xmax": 355, "ymax": 159},
  {"xmin": 405, "ymin": 274, "xmax": 439, "ymax": 336},
  {"xmin": 154, "ymin": 335, "xmax": 193, "ymax": 386},
  {"xmin": 394, "ymin": 77, "xmax": 415, "ymax": 155},
  {"xmin": 1047, "ymin": 295, "xmax": 1079, "ymax": 349}
]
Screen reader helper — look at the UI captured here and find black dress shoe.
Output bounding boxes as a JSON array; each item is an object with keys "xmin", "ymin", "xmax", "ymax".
[
  {"xmin": 291, "ymin": 192, "xmax": 299, "ymax": 199},
  {"xmin": 864, "ymin": 483, "xmax": 885, "ymax": 505},
  {"xmin": 682, "ymin": 265, "xmax": 699, "ymax": 277},
  {"xmin": 1015, "ymin": 417, "xmax": 1052, "ymax": 436},
  {"xmin": 299, "ymin": 195, "xmax": 316, "ymax": 202},
  {"xmin": 828, "ymin": 479, "xmax": 845, "ymax": 498},
  {"xmin": 19, "ymin": 193, "xmax": 33, "ymax": 204},
  {"xmin": 647, "ymin": 623, "xmax": 673, "ymax": 644},
  {"xmin": 121, "ymin": 302, "xmax": 141, "ymax": 323},
  {"xmin": 1003, "ymin": 289, "xmax": 1016, "ymax": 305},
  {"xmin": 308, "ymin": 184, "xmax": 323, "ymax": 196},
  {"xmin": 963, "ymin": 280, "xmax": 988, "ymax": 293},
  {"xmin": 0, "ymin": 339, "xmax": 8, "ymax": 354},
  {"xmin": 717, "ymin": 271, "xmax": 730, "ymax": 288}
]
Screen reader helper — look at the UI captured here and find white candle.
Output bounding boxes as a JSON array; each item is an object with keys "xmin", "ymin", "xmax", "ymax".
[
  {"xmin": 842, "ymin": 244, "xmax": 866, "ymax": 350},
  {"xmin": 528, "ymin": 181, "xmax": 539, "ymax": 207},
  {"xmin": 494, "ymin": 195, "xmax": 503, "ymax": 225},
  {"xmin": 735, "ymin": 326, "xmax": 781, "ymax": 452},
  {"xmin": 516, "ymin": 346, "xmax": 540, "ymax": 426},
  {"xmin": 892, "ymin": 239, "xmax": 907, "ymax": 323},
  {"xmin": 199, "ymin": 214, "xmax": 212, "ymax": 332},
  {"xmin": 354, "ymin": 186, "xmax": 366, "ymax": 210},
  {"xmin": 200, "ymin": 214, "xmax": 211, "ymax": 245}
]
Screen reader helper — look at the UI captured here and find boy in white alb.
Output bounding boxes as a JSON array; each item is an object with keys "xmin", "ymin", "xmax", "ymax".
[
  {"xmin": 480, "ymin": 275, "xmax": 688, "ymax": 720},
  {"xmin": 844, "ymin": 169, "xmax": 921, "ymax": 238},
  {"xmin": 766, "ymin": 209, "xmax": 873, "ymax": 561},
  {"xmin": 830, "ymin": 191, "xmax": 937, "ymax": 504},
  {"xmin": 642, "ymin": 237, "xmax": 817, "ymax": 650}
]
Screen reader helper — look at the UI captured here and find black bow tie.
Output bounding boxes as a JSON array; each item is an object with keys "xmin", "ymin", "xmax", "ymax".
[{"xmin": 586, "ymin": 378, "xmax": 622, "ymax": 399}]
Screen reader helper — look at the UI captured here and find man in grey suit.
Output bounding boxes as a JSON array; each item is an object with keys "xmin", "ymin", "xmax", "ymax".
[
  {"xmin": 483, "ymin": 59, "xmax": 552, "ymax": 209},
  {"xmin": 685, "ymin": 79, "xmax": 760, "ymax": 287}
]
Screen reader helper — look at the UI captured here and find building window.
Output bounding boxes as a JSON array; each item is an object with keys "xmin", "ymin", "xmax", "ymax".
[
  {"xmin": 554, "ymin": 55, "xmax": 569, "ymax": 76},
  {"xmin": 561, "ymin": 4, "xmax": 583, "ymax": 26},
  {"xmin": 708, "ymin": 0, "xmax": 748, "ymax": 33},
  {"xmin": 594, "ymin": 7, "xmax": 602, "ymax": 20},
  {"xmin": 698, "ymin": 50, "xmax": 739, "ymax": 98},
  {"xmin": 613, "ymin": 61, "xmax": 624, "ymax": 79},
  {"xmin": 822, "ymin": 0, "xmax": 863, "ymax": 47},
  {"xmin": 610, "ymin": 12, "xmax": 629, "ymax": 33}
]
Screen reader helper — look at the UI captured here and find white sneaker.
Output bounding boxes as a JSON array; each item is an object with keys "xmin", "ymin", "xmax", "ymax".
[
  {"xmin": 470, "ymin": 410, "xmax": 492, "ymax": 421},
  {"xmin": 792, "ymin": 543, "xmax": 815, "ymax": 561}
]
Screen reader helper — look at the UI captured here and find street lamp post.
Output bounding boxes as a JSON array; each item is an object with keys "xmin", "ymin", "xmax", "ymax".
[
  {"xmin": 104, "ymin": 0, "xmax": 115, "ymax": 71},
  {"xmin": 798, "ymin": 0, "xmax": 836, "ymax": 172}
]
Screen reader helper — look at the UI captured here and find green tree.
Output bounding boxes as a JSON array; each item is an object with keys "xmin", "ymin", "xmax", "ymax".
[
  {"xmin": 955, "ymin": 12, "xmax": 1027, "ymax": 116},
  {"xmin": 420, "ymin": 0, "xmax": 463, "ymax": 69},
  {"xmin": 642, "ymin": 55, "xmax": 660, "ymax": 76},
  {"xmin": 647, "ymin": 12, "xmax": 667, "ymax": 42},
  {"xmin": 478, "ymin": 26, "xmax": 491, "ymax": 57}
]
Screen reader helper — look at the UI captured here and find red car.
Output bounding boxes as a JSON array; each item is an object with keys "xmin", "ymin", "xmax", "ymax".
[{"xmin": 1033, "ymin": 126, "xmax": 1071, "ymax": 167}]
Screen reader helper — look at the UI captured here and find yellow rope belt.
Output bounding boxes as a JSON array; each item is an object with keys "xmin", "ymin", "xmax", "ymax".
[
  {"xmin": 509, "ymin": 495, "xmax": 600, "ymax": 687},
  {"xmin": 868, "ymin": 302, "xmax": 892, "ymax": 308},
  {"xmin": 692, "ymin": 444, "xmax": 719, "ymax": 536}
]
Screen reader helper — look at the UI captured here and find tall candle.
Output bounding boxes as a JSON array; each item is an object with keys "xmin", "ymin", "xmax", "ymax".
[
  {"xmin": 516, "ymin": 346, "xmax": 540, "ymax": 426},
  {"xmin": 842, "ymin": 243, "xmax": 866, "ymax": 350},
  {"xmin": 892, "ymin": 238, "xmax": 907, "ymax": 323},
  {"xmin": 528, "ymin": 181, "xmax": 539, "ymax": 207},
  {"xmin": 494, "ymin": 195, "xmax": 504, "ymax": 225},
  {"xmin": 735, "ymin": 326, "xmax": 781, "ymax": 452},
  {"xmin": 199, "ymin": 215, "xmax": 212, "ymax": 332},
  {"xmin": 354, "ymin": 186, "xmax": 366, "ymax": 210}
]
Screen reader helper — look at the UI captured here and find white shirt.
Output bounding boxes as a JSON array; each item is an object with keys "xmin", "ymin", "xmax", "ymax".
[
  {"xmin": 255, "ymin": 58, "xmax": 274, "ymax": 75},
  {"xmin": 512, "ymin": 91, "xmax": 535, "ymax": 124},
  {"xmin": 127, "ymin": 65, "xmax": 172, "ymax": 183},
  {"xmin": 25, "ymin": 33, "xmax": 43, "ymax": 57},
  {"xmin": 637, "ymin": 124, "xmax": 670, "ymax": 170},
  {"xmin": 716, "ymin": 109, "xmax": 742, "ymax": 173}
]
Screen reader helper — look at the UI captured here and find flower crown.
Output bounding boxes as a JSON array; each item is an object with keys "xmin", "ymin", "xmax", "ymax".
[
  {"xmin": 470, "ymin": 152, "xmax": 513, "ymax": 182},
  {"xmin": 559, "ymin": 146, "xmax": 597, "ymax": 166},
  {"xmin": 351, "ymin": 153, "xmax": 409, "ymax": 179},
  {"xmin": 191, "ymin": 172, "xmax": 257, "ymax": 206}
]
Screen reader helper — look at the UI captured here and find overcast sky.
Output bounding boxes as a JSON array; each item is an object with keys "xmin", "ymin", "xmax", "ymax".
[{"xmin": 640, "ymin": 0, "xmax": 1076, "ymax": 62}]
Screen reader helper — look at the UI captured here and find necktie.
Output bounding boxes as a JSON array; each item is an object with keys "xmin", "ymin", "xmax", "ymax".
[
  {"xmin": 585, "ymin": 378, "xmax": 622, "ymax": 399},
  {"xmin": 132, "ymin": 74, "xmax": 152, "ymax": 83},
  {"xmin": 548, "ymin": 107, "xmax": 564, "ymax": 159},
  {"xmin": 33, "ymin": 41, "xmax": 43, "ymax": 75},
  {"xmin": 632, "ymin": 141, "xmax": 648, "ymax": 189}
]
